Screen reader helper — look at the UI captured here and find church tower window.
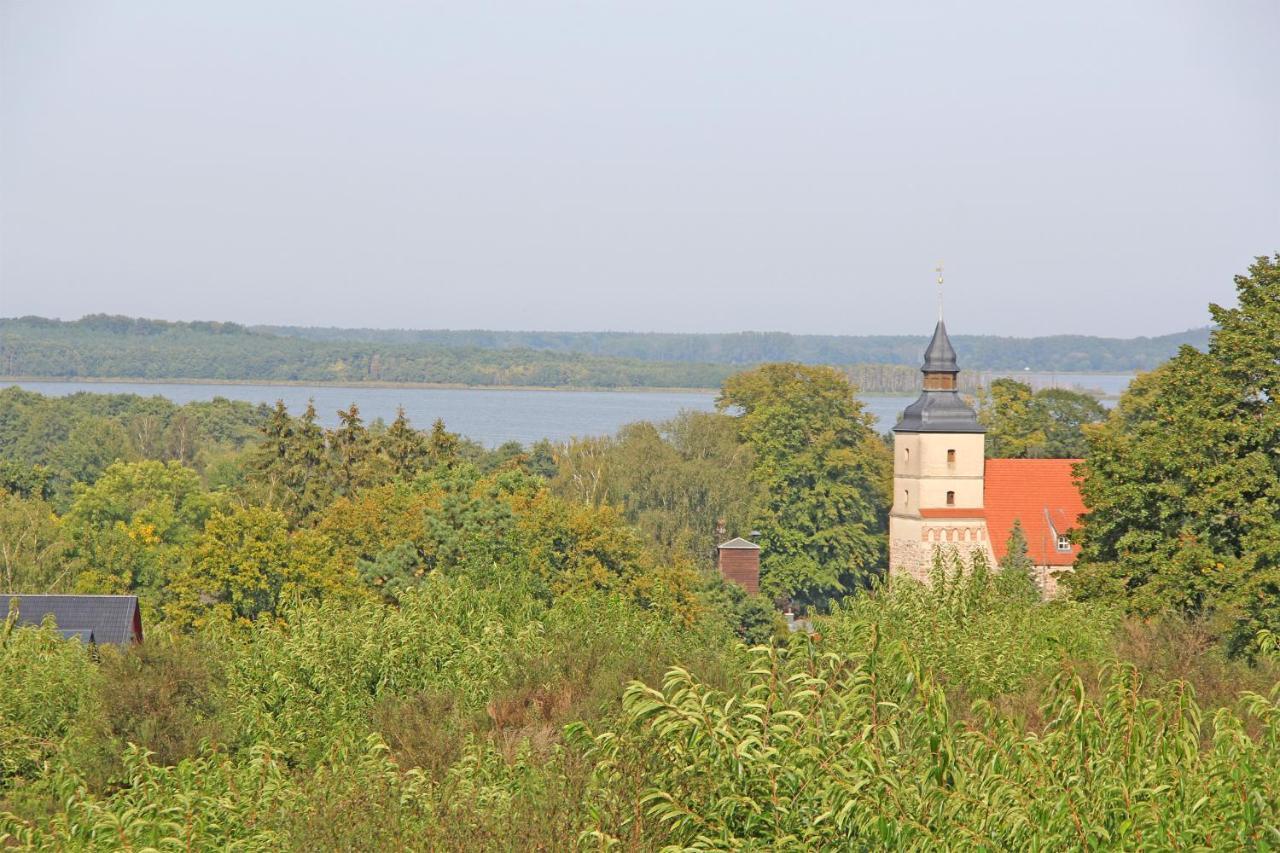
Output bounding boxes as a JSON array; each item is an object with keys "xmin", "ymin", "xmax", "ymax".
[{"xmin": 946, "ymin": 490, "xmax": 956, "ymax": 506}]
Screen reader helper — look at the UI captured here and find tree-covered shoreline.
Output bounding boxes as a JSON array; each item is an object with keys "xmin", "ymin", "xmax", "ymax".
[{"xmin": 2, "ymin": 314, "xmax": 1200, "ymax": 392}]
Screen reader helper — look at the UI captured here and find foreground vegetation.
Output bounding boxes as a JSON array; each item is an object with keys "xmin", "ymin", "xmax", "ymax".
[
  {"xmin": 4, "ymin": 560, "xmax": 1278, "ymax": 849},
  {"xmin": 1, "ymin": 256, "xmax": 1276, "ymax": 848}
]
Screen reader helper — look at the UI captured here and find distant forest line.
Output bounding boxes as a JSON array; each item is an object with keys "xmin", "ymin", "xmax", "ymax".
[
  {"xmin": 258, "ymin": 321, "xmax": 1209, "ymax": 370},
  {"xmin": 0, "ymin": 315, "xmax": 1205, "ymax": 392}
]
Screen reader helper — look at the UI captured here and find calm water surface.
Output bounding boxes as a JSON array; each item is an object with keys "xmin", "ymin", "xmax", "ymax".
[{"xmin": 9, "ymin": 376, "xmax": 1127, "ymax": 447}]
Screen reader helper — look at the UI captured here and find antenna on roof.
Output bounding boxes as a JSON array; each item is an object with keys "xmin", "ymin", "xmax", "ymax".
[{"xmin": 935, "ymin": 262, "xmax": 945, "ymax": 321}]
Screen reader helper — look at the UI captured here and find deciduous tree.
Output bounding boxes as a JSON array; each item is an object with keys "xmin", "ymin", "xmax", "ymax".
[
  {"xmin": 169, "ymin": 505, "xmax": 357, "ymax": 627},
  {"xmin": 1069, "ymin": 254, "xmax": 1280, "ymax": 654},
  {"xmin": 0, "ymin": 492, "xmax": 69, "ymax": 593},
  {"xmin": 718, "ymin": 363, "xmax": 891, "ymax": 607}
]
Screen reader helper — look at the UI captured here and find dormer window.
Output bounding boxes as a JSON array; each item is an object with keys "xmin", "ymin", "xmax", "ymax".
[
  {"xmin": 946, "ymin": 490, "xmax": 955, "ymax": 506},
  {"xmin": 1056, "ymin": 533, "xmax": 1072, "ymax": 553}
]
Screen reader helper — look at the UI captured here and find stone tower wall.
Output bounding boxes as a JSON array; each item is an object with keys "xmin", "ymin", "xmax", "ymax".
[{"xmin": 889, "ymin": 515, "xmax": 996, "ymax": 582}]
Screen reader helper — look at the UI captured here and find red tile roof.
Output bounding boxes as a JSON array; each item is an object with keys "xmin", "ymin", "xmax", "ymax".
[{"xmin": 983, "ymin": 458, "xmax": 1085, "ymax": 567}]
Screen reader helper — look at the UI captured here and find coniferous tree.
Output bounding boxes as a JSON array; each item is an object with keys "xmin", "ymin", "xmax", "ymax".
[
  {"xmin": 1000, "ymin": 520, "xmax": 1033, "ymax": 574},
  {"xmin": 380, "ymin": 408, "xmax": 430, "ymax": 478},
  {"xmin": 289, "ymin": 401, "xmax": 333, "ymax": 521},
  {"xmin": 996, "ymin": 519, "xmax": 1039, "ymax": 600},
  {"xmin": 331, "ymin": 404, "xmax": 374, "ymax": 494},
  {"xmin": 248, "ymin": 401, "xmax": 295, "ymax": 508},
  {"xmin": 426, "ymin": 418, "xmax": 462, "ymax": 469}
]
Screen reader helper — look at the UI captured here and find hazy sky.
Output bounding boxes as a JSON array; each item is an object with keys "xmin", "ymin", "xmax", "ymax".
[{"xmin": 2, "ymin": 2, "xmax": 1276, "ymax": 336}]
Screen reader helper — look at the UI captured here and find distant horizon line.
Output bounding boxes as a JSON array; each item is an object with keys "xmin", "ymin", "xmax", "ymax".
[{"xmin": 2, "ymin": 313, "xmax": 1213, "ymax": 343}]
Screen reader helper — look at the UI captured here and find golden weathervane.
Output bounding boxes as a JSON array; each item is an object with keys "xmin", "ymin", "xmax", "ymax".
[{"xmin": 936, "ymin": 262, "xmax": 945, "ymax": 320}]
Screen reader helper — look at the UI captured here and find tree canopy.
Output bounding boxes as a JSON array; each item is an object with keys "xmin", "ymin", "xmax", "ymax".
[
  {"xmin": 1069, "ymin": 254, "xmax": 1280, "ymax": 654},
  {"xmin": 718, "ymin": 363, "xmax": 892, "ymax": 607},
  {"xmin": 977, "ymin": 379, "xmax": 1107, "ymax": 458}
]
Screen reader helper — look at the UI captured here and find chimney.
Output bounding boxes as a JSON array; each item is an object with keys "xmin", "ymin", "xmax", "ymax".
[{"xmin": 717, "ymin": 537, "xmax": 761, "ymax": 594}]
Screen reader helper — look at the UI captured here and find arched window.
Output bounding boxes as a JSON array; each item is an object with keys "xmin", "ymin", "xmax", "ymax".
[
  {"xmin": 946, "ymin": 490, "xmax": 956, "ymax": 506},
  {"xmin": 947, "ymin": 449, "xmax": 956, "ymax": 466},
  {"xmin": 904, "ymin": 447, "xmax": 910, "ymax": 463},
  {"xmin": 904, "ymin": 489, "xmax": 910, "ymax": 508}
]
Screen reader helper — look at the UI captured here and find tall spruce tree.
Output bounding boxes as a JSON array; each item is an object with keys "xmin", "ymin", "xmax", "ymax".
[
  {"xmin": 380, "ymin": 407, "xmax": 430, "ymax": 478},
  {"xmin": 996, "ymin": 519, "xmax": 1039, "ymax": 600},
  {"xmin": 288, "ymin": 401, "xmax": 333, "ymax": 521},
  {"xmin": 426, "ymin": 418, "xmax": 462, "ymax": 469},
  {"xmin": 331, "ymin": 404, "xmax": 376, "ymax": 494}
]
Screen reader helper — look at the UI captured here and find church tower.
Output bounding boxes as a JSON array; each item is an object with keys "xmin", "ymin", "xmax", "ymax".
[{"xmin": 888, "ymin": 319, "xmax": 993, "ymax": 580}]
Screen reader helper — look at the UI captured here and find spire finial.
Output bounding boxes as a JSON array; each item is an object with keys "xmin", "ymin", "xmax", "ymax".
[{"xmin": 935, "ymin": 262, "xmax": 944, "ymax": 321}]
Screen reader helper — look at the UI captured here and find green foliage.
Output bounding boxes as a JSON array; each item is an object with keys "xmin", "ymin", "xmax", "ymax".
[
  {"xmin": 0, "ymin": 386, "xmax": 269, "ymax": 505},
  {"xmin": 576, "ymin": 638, "xmax": 1280, "ymax": 849},
  {"xmin": 1039, "ymin": 387, "xmax": 1110, "ymax": 456},
  {"xmin": 720, "ymin": 363, "xmax": 892, "ymax": 607},
  {"xmin": 701, "ymin": 578, "xmax": 785, "ymax": 645},
  {"xmin": 552, "ymin": 411, "xmax": 759, "ymax": 562},
  {"xmin": 830, "ymin": 550, "xmax": 1116, "ymax": 698},
  {"xmin": 168, "ymin": 505, "xmax": 359, "ymax": 627},
  {"xmin": 4, "ymin": 524, "xmax": 1280, "ymax": 849},
  {"xmin": 977, "ymin": 378, "xmax": 1106, "ymax": 458},
  {"xmin": 51, "ymin": 632, "xmax": 233, "ymax": 790},
  {"xmin": 996, "ymin": 519, "xmax": 1039, "ymax": 600},
  {"xmin": 63, "ymin": 460, "xmax": 214, "ymax": 596},
  {"xmin": 255, "ymin": 322, "xmax": 1206, "ymax": 372},
  {"xmin": 0, "ymin": 492, "xmax": 68, "ymax": 593},
  {"xmin": 0, "ymin": 616, "xmax": 101, "ymax": 789},
  {"xmin": 4, "ymin": 291, "xmax": 1280, "ymax": 849},
  {"xmin": 1070, "ymin": 255, "xmax": 1280, "ymax": 655}
]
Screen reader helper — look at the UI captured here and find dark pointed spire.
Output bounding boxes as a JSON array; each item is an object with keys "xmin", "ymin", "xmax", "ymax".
[
  {"xmin": 893, "ymin": 315, "xmax": 982, "ymax": 434},
  {"xmin": 922, "ymin": 320, "xmax": 959, "ymax": 374}
]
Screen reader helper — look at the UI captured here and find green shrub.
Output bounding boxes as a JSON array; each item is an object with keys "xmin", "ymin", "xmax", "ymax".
[
  {"xmin": 824, "ymin": 549, "xmax": 1119, "ymax": 699},
  {"xmin": 0, "ymin": 617, "xmax": 100, "ymax": 789},
  {"xmin": 574, "ymin": 638, "xmax": 1280, "ymax": 849}
]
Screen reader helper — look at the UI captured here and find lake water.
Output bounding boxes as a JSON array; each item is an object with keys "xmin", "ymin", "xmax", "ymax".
[
  {"xmin": 979, "ymin": 372, "xmax": 1134, "ymax": 397},
  {"xmin": 7, "ymin": 376, "xmax": 1128, "ymax": 447}
]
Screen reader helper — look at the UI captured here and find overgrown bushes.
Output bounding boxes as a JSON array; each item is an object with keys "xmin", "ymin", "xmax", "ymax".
[{"xmin": 5, "ymin": 563, "xmax": 1279, "ymax": 849}]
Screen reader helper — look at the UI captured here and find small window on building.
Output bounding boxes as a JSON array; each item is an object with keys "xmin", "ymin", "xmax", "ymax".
[
  {"xmin": 947, "ymin": 449, "xmax": 956, "ymax": 466},
  {"xmin": 904, "ymin": 447, "xmax": 910, "ymax": 462},
  {"xmin": 946, "ymin": 490, "xmax": 955, "ymax": 506},
  {"xmin": 904, "ymin": 489, "xmax": 910, "ymax": 507},
  {"xmin": 1056, "ymin": 533, "xmax": 1072, "ymax": 553}
]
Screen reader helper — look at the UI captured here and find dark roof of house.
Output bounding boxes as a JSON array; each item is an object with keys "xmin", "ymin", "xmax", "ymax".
[
  {"xmin": 717, "ymin": 537, "xmax": 760, "ymax": 550},
  {"xmin": 1, "ymin": 595, "xmax": 143, "ymax": 645}
]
